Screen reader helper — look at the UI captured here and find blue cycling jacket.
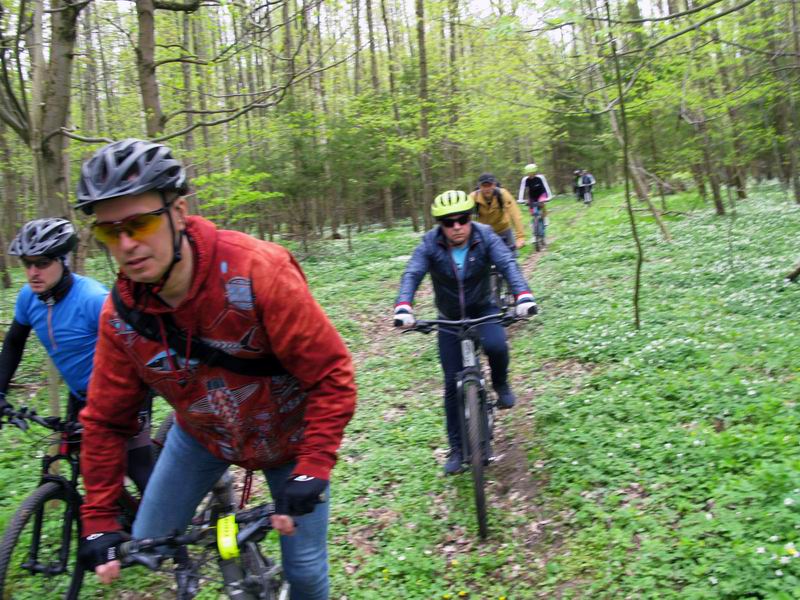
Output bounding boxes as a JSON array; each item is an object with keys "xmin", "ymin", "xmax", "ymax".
[
  {"xmin": 395, "ymin": 222, "xmax": 533, "ymax": 319},
  {"xmin": 14, "ymin": 274, "xmax": 108, "ymax": 398}
]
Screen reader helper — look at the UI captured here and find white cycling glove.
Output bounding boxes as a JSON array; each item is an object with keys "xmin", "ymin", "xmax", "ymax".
[
  {"xmin": 514, "ymin": 293, "xmax": 539, "ymax": 318},
  {"xmin": 393, "ymin": 305, "xmax": 415, "ymax": 328}
]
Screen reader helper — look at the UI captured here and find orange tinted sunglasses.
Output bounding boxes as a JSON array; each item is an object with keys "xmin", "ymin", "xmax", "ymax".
[{"xmin": 92, "ymin": 207, "xmax": 168, "ymax": 245}]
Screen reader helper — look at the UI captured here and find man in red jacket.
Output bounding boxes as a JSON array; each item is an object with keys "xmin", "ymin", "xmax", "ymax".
[{"xmin": 75, "ymin": 139, "xmax": 356, "ymax": 600}]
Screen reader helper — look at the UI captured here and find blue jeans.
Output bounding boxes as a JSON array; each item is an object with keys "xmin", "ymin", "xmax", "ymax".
[
  {"xmin": 437, "ymin": 306, "xmax": 508, "ymax": 450},
  {"xmin": 133, "ymin": 422, "xmax": 329, "ymax": 600}
]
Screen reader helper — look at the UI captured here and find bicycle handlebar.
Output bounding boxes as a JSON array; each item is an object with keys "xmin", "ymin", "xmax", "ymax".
[
  {"xmin": 0, "ymin": 406, "xmax": 80, "ymax": 434},
  {"xmin": 118, "ymin": 502, "xmax": 278, "ymax": 571},
  {"xmin": 398, "ymin": 311, "xmax": 531, "ymax": 333}
]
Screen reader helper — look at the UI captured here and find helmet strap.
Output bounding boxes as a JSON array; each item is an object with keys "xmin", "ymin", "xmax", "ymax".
[
  {"xmin": 37, "ymin": 263, "xmax": 74, "ymax": 304},
  {"xmin": 147, "ymin": 191, "xmax": 184, "ymax": 295}
]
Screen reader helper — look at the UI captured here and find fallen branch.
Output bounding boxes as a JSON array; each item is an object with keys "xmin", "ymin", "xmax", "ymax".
[{"xmin": 631, "ymin": 208, "xmax": 690, "ymax": 216}]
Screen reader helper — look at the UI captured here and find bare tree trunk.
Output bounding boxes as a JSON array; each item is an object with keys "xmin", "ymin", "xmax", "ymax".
[
  {"xmin": 181, "ymin": 14, "xmax": 199, "ymax": 212},
  {"xmin": 353, "ymin": 0, "xmax": 362, "ymax": 95},
  {"xmin": 416, "ymin": 0, "xmax": 434, "ymax": 231},
  {"xmin": 135, "ymin": 0, "xmax": 165, "ymax": 137},
  {"xmin": 695, "ymin": 115, "xmax": 725, "ymax": 215}
]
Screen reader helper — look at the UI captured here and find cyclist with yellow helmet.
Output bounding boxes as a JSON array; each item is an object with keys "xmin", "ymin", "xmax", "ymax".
[{"xmin": 393, "ymin": 191, "xmax": 537, "ymax": 474}]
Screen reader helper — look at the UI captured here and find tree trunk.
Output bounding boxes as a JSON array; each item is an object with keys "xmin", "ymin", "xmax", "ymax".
[
  {"xmin": 181, "ymin": 13, "xmax": 199, "ymax": 212},
  {"xmin": 353, "ymin": 0, "xmax": 362, "ymax": 95},
  {"xmin": 135, "ymin": 0, "xmax": 165, "ymax": 137},
  {"xmin": 416, "ymin": 0, "xmax": 434, "ymax": 231}
]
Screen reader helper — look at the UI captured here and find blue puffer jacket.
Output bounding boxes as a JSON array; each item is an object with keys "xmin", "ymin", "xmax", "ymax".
[{"xmin": 395, "ymin": 222, "xmax": 533, "ymax": 319}]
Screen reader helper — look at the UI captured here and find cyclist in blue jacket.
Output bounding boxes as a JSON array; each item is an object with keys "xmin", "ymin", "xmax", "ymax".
[
  {"xmin": 0, "ymin": 218, "xmax": 153, "ymax": 492},
  {"xmin": 394, "ymin": 191, "xmax": 537, "ymax": 474}
]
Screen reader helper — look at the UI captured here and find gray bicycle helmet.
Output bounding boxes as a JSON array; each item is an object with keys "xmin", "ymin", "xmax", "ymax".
[
  {"xmin": 8, "ymin": 218, "xmax": 78, "ymax": 257},
  {"xmin": 76, "ymin": 138, "xmax": 189, "ymax": 214}
]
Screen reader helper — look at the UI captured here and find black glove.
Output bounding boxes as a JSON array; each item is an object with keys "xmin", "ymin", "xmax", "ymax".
[
  {"xmin": 277, "ymin": 475, "xmax": 328, "ymax": 516},
  {"xmin": 79, "ymin": 532, "xmax": 124, "ymax": 571},
  {"xmin": 0, "ymin": 392, "xmax": 11, "ymax": 415}
]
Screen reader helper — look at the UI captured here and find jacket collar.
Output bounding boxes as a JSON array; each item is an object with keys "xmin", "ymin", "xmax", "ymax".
[{"xmin": 116, "ymin": 215, "xmax": 218, "ymax": 314}]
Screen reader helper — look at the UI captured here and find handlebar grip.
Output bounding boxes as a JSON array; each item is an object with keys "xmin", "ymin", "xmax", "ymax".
[
  {"xmin": 10, "ymin": 416, "xmax": 28, "ymax": 431},
  {"xmin": 118, "ymin": 541, "xmax": 162, "ymax": 571}
]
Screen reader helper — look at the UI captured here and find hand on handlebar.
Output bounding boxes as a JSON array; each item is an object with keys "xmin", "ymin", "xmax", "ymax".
[
  {"xmin": 514, "ymin": 294, "xmax": 539, "ymax": 318},
  {"xmin": 0, "ymin": 392, "xmax": 13, "ymax": 416},
  {"xmin": 79, "ymin": 531, "xmax": 126, "ymax": 583},
  {"xmin": 393, "ymin": 305, "xmax": 415, "ymax": 328}
]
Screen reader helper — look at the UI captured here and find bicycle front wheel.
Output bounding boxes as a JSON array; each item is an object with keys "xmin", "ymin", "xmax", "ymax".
[
  {"xmin": 0, "ymin": 482, "xmax": 84, "ymax": 600},
  {"xmin": 464, "ymin": 383, "xmax": 488, "ymax": 539}
]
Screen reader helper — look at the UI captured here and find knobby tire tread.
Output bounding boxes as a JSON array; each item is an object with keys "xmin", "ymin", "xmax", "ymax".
[{"xmin": 0, "ymin": 481, "xmax": 84, "ymax": 600}]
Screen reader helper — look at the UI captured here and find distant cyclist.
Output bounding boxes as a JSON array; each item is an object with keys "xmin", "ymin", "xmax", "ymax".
[
  {"xmin": 518, "ymin": 163, "xmax": 552, "ymax": 220},
  {"xmin": 0, "ymin": 218, "xmax": 153, "ymax": 493},
  {"xmin": 577, "ymin": 169, "xmax": 596, "ymax": 204},
  {"xmin": 573, "ymin": 169, "xmax": 582, "ymax": 202},
  {"xmin": 470, "ymin": 173, "xmax": 526, "ymax": 254},
  {"xmin": 393, "ymin": 191, "xmax": 537, "ymax": 474}
]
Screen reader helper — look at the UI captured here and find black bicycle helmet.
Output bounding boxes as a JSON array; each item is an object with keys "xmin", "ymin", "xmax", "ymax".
[
  {"xmin": 76, "ymin": 138, "xmax": 189, "ymax": 214},
  {"xmin": 8, "ymin": 218, "xmax": 78, "ymax": 257}
]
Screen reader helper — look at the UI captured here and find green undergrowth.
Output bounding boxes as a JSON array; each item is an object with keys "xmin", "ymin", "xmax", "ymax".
[
  {"xmin": 1, "ymin": 183, "xmax": 799, "ymax": 598},
  {"xmin": 519, "ymin": 185, "xmax": 800, "ymax": 599}
]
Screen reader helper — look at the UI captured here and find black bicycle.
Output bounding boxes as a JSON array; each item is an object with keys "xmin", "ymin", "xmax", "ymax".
[
  {"xmin": 489, "ymin": 265, "xmax": 514, "ymax": 313},
  {"xmin": 402, "ymin": 312, "xmax": 530, "ymax": 539},
  {"xmin": 119, "ymin": 495, "xmax": 289, "ymax": 600},
  {"xmin": 0, "ymin": 407, "xmax": 87, "ymax": 599},
  {"xmin": 0, "ymin": 399, "xmax": 156, "ymax": 599},
  {"xmin": 580, "ymin": 186, "xmax": 593, "ymax": 205}
]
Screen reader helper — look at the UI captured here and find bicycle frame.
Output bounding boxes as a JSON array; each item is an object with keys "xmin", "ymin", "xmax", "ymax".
[{"xmin": 120, "ymin": 500, "xmax": 287, "ymax": 600}]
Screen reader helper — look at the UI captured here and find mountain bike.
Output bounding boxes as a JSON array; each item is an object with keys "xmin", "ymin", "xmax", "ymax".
[
  {"xmin": 489, "ymin": 265, "xmax": 514, "ymax": 313},
  {"xmin": 118, "ymin": 495, "xmax": 290, "ymax": 599},
  {"xmin": 0, "ymin": 407, "xmax": 88, "ymax": 599},
  {"xmin": 530, "ymin": 201, "xmax": 546, "ymax": 252},
  {"xmin": 581, "ymin": 187, "xmax": 593, "ymax": 205},
  {"xmin": 402, "ymin": 311, "xmax": 532, "ymax": 539},
  {"xmin": 0, "ymin": 401, "xmax": 152, "ymax": 599}
]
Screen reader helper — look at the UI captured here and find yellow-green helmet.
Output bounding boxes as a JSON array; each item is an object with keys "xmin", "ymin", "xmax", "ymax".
[
  {"xmin": 524, "ymin": 163, "xmax": 537, "ymax": 174},
  {"xmin": 431, "ymin": 190, "xmax": 474, "ymax": 218}
]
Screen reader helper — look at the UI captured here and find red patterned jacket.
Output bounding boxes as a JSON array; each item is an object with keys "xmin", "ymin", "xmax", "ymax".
[{"xmin": 80, "ymin": 216, "xmax": 356, "ymax": 535}]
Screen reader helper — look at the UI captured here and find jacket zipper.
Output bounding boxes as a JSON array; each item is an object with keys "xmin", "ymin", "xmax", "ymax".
[{"xmin": 46, "ymin": 298, "xmax": 57, "ymax": 350}]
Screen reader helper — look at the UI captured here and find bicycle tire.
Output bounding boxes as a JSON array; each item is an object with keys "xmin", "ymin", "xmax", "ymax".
[
  {"xmin": 583, "ymin": 190, "xmax": 593, "ymax": 205},
  {"xmin": 0, "ymin": 481, "xmax": 84, "ymax": 600},
  {"xmin": 464, "ymin": 382, "xmax": 488, "ymax": 539},
  {"xmin": 240, "ymin": 542, "xmax": 290, "ymax": 600},
  {"xmin": 534, "ymin": 216, "xmax": 545, "ymax": 252}
]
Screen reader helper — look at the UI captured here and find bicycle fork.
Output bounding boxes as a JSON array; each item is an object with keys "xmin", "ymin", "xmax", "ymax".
[{"xmin": 456, "ymin": 340, "xmax": 494, "ymax": 465}]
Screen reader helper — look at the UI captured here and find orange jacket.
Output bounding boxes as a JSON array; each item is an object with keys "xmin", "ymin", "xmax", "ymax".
[{"xmin": 80, "ymin": 216, "xmax": 356, "ymax": 534}]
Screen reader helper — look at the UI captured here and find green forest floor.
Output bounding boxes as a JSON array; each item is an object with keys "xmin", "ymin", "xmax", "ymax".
[{"xmin": 1, "ymin": 183, "xmax": 799, "ymax": 599}]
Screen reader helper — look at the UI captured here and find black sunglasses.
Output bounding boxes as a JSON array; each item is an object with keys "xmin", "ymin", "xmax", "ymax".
[
  {"xmin": 21, "ymin": 257, "xmax": 56, "ymax": 270},
  {"xmin": 439, "ymin": 214, "xmax": 471, "ymax": 228}
]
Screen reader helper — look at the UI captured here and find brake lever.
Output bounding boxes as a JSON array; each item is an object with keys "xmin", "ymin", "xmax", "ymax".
[{"xmin": 9, "ymin": 416, "xmax": 28, "ymax": 431}]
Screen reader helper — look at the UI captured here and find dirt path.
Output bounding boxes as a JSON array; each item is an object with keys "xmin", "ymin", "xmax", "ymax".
[{"xmin": 350, "ymin": 205, "xmax": 588, "ymax": 594}]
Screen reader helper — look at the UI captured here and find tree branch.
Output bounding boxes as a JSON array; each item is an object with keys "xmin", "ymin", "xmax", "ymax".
[
  {"xmin": 621, "ymin": 0, "xmax": 761, "ymax": 56},
  {"xmin": 152, "ymin": 0, "xmax": 202, "ymax": 12}
]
